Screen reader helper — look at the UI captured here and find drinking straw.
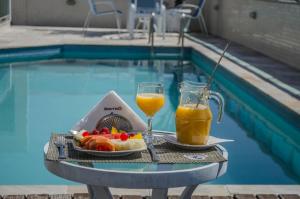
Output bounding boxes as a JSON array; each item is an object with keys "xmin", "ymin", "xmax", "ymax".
[
  {"xmin": 196, "ymin": 41, "xmax": 232, "ymax": 108},
  {"xmin": 206, "ymin": 41, "xmax": 232, "ymax": 89}
]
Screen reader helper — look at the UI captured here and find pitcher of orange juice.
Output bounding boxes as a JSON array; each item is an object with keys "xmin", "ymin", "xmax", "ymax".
[{"xmin": 176, "ymin": 81, "xmax": 224, "ymax": 145}]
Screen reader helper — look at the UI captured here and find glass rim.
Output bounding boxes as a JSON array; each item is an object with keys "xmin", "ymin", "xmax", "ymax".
[
  {"xmin": 180, "ymin": 81, "xmax": 207, "ymax": 88},
  {"xmin": 138, "ymin": 82, "xmax": 164, "ymax": 87}
]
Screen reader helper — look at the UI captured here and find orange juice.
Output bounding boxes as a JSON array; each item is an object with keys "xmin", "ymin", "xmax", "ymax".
[
  {"xmin": 136, "ymin": 93, "xmax": 164, "ymax": 117},
  {"xmin": 176, "ymin": 104, "xmax": 212, "ymax": 145}
]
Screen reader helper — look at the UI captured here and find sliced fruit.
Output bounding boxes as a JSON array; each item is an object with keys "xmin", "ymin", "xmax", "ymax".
[
  {"xmin": 92, "ymin": 129, "xmax": 101, "ymax": 135},
  {"xmin": 80, "ymin": 136, "xmax": 93, "ymax": 145},
  {"xmin": 120, "ymin": 132, "xmax": 129, "ymax": 141},
  {"xmin": 113, "ymin": 133, "xmax": 121, "ymax": 139},
  {"xmin": 111, "ymin": 139, "xmax": 146, "ymax": 151},
  {"xmin": 82, "ymin": 131, "xmax": 90, "ymax": 137},
  {"xmin": 100, "ymin": 127, "xmax": 110, "ymax": 134},
  {"xmin": 130, "ymin": 132, "xmax": 143, "ymax": 140},
  {"xmin": 128, "ymin": 133, "xmax": 135, "ymax": 138},
  {"xmin": 101, "ymin": 134, "xmax": 114, "ymax": 139},
  {"xmin": 95, "ymin": 136, "xmax": 115, "ymax": 151},
  {"xmin": 74, "ymin": 133, "xmax": 84, "ymax": 141},
  {"xmin": 88, "ymin": 140, "xmax": 97, "ymax": 150},
  {"xmin": 111, "ymin": 126, "xmax": 118, "ymax": 134}
]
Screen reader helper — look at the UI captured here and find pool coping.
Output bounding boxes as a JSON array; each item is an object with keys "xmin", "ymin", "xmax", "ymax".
[
  {"xmin": 0, "ymin": 185, "xmax": 300, "ymax": 196},
  {"xmin": 0, "ymin": 25, "xmax": 299, "ymax": 117}
]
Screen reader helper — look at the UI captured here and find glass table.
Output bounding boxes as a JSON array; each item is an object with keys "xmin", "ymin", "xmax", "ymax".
[{"xmin": 44, "ymin": 132, "xmax": 228, "ymax": 199}]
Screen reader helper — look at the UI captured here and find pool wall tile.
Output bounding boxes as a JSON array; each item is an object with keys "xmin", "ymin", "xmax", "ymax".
[
  {"xmin": 271, "ymin": 133, "xmax": 293, "ymax": 164},
  {"xmin": 62, "ymin": 45, "xmax": 191, "ymax": 60},
  {"xmin": 292, "ymin": 149, "xmax": 300, "ymax": 178},
  {"xmin": 0, "ymin": 46, "xmax": 62, "ymax": 64},
  {"xmin": 253, "ymin": 119, "xmax": 272, "ymax": 146}
]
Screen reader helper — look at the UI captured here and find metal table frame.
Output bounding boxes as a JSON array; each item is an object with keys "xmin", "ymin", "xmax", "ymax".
[{"xmin": 44, "ymin": 133, "xmax": 228, "ymax": 199}]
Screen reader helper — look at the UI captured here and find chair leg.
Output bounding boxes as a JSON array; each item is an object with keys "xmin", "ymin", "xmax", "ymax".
[
  {"xmin": 115, "ymin": 13, "xmax": 122, "ymax": 35},
  {"xmin": 183, "ymin": 18, "xmax": 191, "ymax": 33},
  {"xmin": 200, "ymin": 13, "xmax": 208, "ymax": 34},
  {"xmin": 143, "ymin": 18, "xmax": 149, "ymax": 35},
  {"xmin": 161, "ymin": 6, "xmax": 166, "ymax": 40},
  {"xmin": 83, "ymin": 11, "xmax": 91, "ymax": 37},
  {"xmin": 136, "ymin": 18, "xmax": 141, "ymax": 30}
]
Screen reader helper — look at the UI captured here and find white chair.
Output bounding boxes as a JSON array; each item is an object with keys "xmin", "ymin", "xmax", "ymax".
[
  {"xmin": 168, "ymin": 0, "xmax": 208, "ymax": 34},
  {"xmin": 83, "ymin": 0, "xmax": 122, "ymax": 36},
  {"xmin": 127, "ymin": 0, "xmax": 166, "ymax": 39}
]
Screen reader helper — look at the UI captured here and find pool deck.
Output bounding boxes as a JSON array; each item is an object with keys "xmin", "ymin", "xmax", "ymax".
[
  {"xmin": 0, "ymin": 193, "xmax": 299, "ymax": 199},
  {"xmin": 0, "ymin": 25, "xmax": 299, "ymax": 117},
  {"xmin": 0, "ymin": 185, "xmax": 300, "ymax": 197}
]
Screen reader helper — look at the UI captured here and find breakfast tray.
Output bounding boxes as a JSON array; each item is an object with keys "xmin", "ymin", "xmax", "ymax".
[{"xmin": 46, "ymin": 133, "xmax": 227, "ymax": 164}]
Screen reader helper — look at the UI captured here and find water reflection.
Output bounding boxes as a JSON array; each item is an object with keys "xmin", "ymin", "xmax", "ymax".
[{"xmin": 0, "ymin": 64, "xmax": 27, "ymax": 153}]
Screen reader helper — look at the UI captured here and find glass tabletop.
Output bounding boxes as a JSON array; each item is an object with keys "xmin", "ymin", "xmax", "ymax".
[
  {"xmin": 53, "ymin": 132, "xmax": 226, "ymax": 173},
  {"xmin": 69, "ymin": 162, "xmax": 211, "ymax": 172}
]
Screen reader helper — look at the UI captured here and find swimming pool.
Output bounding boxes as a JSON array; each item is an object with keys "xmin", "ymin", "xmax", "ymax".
[{"xmin": 0, "ymin": 45, "xmax": 299, "ymax": 184}]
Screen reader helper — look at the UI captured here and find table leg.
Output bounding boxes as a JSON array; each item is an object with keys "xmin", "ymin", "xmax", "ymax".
[
  {"xmin": 87, "ymin": 185, "xmax": 113, "ymax": 199},
  {"xmin": 180, "ymin": 185, "xmax": 198, "ymax": 199},
  {"xmin": 152, "ymin": 188, "xmax": 168, "ymax": 199}
]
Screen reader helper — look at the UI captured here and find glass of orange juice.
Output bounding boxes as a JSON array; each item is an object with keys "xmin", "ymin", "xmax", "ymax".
[
  {"xmin": 136, "ymin": 82, "xmax": 164, "ymax": 144},
  {"xmin": 176, "ymin": 81, "xmax": 224, "ymax": 145}
]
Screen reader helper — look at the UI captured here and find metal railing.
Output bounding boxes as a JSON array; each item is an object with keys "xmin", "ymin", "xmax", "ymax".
[
  {"xmin": 178, "ymin": 13, "xmax": 186, "ymax": 60},
  {"xmin": 148, "ymin": 13, "xmax": 156, "ymax": 57}
]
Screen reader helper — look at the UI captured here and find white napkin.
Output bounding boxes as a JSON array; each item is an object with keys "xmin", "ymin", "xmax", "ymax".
[{"xmin": 72, "ymin": 90, "xmax": 147, "ymax": 132}]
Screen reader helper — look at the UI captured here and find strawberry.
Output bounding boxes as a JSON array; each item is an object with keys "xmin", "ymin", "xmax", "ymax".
[
  {"xmin": 92, "ymin": 129, "xmax": 100, "ymax": 135},
  {"xmin": 100, "ymin": 127, "xmax": 110, "ymax": 134},
  {"xmin": 120, "ymin": 133, "xmax": 129, "ymax": 141},
  {"xmin": 82, "ymin": 131, "xmax": 90, "ymax": 137}
]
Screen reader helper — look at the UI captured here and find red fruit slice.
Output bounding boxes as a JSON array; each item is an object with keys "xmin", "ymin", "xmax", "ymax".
[
  {"xmin": 82, "ymin": 131, "xmax": 90, "ymax": 137},
  {"xmin": 128, "ymin": 133, "xmax": 135, "ymax": 137},
  {"xmin": 120, "ymin": 133, "xmax": 129, "ymax": 141},
  {"xmin": 113, "ymin": 133, "xmax": 121, "ymax": 139},
  {"xmin": 101, "ymin": 127, "xmax": 110, "ymax": 134},
  {"xmin": 92, "ymin": 129, "xmax": 100, "ymax": 135}
]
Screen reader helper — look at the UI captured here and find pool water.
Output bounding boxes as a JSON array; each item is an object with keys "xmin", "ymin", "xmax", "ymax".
[{"xmin": 0, "ymin": 57, "xmax": 299, "ymax": 184}]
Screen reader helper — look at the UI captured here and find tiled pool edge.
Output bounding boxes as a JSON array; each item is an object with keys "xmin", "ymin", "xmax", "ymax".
[{"xmin": 1, "ymin": 185, "xmax": 300, "ymax": 196}]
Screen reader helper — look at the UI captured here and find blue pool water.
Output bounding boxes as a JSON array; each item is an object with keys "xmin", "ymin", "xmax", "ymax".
[{"xmin": 0, "ymin": 46, "xmax": 299, "ymax": 185}]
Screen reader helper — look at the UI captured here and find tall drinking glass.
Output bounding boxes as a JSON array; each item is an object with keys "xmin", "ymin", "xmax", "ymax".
[{"xmin": 136, "ymin": 83, "xmax": 164, "ymax": 145}]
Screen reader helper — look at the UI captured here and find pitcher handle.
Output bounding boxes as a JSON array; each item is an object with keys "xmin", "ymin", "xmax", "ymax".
[{"xmin": 209, "ymin": 91, "xmax": 225, "ymax": 123}]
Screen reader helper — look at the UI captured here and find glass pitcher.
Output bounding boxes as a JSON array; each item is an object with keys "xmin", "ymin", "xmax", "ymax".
[{"xmin": 175, "ymin": 81, "xmax": 225, "ymax": 145}]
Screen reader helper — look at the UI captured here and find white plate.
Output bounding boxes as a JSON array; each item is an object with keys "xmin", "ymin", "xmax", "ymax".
[
  {"xmin": 72, "ymin": 141, "xmax": 147, "ymax": 157},
  {"xmin": 162, "ymin": 134, "xmax": 234, "ymax": 151}
]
